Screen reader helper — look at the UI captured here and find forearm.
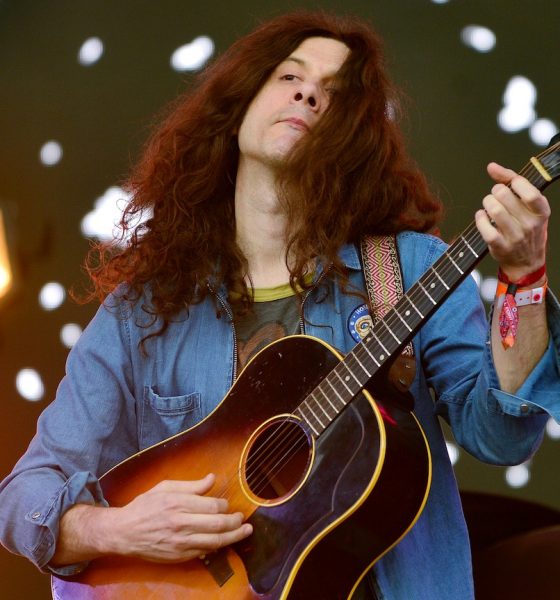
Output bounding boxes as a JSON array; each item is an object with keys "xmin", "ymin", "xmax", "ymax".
[{"xmin": 491, "ymin": 281, "xmax": 549, "ymax": 394}]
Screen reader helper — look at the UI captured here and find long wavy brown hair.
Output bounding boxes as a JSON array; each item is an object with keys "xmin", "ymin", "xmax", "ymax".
[{"xmin": 83, "ymin": 10, "xmax": 443, "ymax": 332}]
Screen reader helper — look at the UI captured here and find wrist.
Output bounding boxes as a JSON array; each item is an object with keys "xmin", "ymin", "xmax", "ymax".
[
  {"xmin": 93, "ymin": 506, "xmax": 125, "ymax": 556},
  {"xmin": 53, "ymin": 504, "xmax": 121, "ymax": 566},
  {"xmin": 497, "ymin": 264, "xmax": 546, "ymax": 288},
  {"xmin": 495, "ymin": 264, "xmax": 547, "ymax": 350}
]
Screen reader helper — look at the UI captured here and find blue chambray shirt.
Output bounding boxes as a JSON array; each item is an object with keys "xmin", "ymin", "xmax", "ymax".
[{"xmin": 1, "ymin": 231, "xmax": 559, "ymax": 600}]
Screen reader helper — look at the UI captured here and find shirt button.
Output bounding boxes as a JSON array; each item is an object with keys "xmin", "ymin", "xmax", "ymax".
[
  {"xmin": 31, "ymin": 512, "xmax": 41, "ymax": 520},
  {"xmin": 520, "ymin": 403, "xmax": 530, "ymax": 414}
]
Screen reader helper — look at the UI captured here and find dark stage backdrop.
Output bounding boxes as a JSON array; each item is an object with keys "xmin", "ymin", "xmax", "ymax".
[{"xmin": 0, "ymin": 1, "xmax": 558, "ymax": 597}]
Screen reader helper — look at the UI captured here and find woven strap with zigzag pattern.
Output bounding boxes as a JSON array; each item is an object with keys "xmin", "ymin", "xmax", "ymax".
[{"xmin": 360, "ymin": 235, "xmax": 414, "ymax": 357}]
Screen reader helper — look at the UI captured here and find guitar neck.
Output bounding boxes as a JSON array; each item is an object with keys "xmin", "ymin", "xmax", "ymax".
[{"xmin": 294, "ymin": 136, "xmax": 560, "ymax": 437}]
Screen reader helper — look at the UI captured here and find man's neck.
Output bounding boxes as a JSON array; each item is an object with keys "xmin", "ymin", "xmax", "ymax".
[{"xmin": 234, "ymin": 157, "xmax": 291, "ymax": 288}]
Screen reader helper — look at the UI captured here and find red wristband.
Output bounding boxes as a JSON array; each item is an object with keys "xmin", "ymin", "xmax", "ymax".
[
  {"xmin": 497, "ymin": 264, "xmax": 546, "ymax": 350},
  {"xmin": 497, "ymin": 264, "xmax": 546, "ymax": 287}
]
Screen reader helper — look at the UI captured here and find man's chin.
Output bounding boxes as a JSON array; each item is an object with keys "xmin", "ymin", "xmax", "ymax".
[{"xmin": 266, "ymin": 137, "xmax": 303, "ymax": 166}]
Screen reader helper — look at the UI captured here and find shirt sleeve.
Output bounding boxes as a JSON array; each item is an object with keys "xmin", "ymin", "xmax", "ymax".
[
  {"xmin": 415, "ymin": 237, "xmax": 560, "ymax": 465},
  {"xmin": 0, "ymin": 297, "xmax": 139, "ymax": 573}
]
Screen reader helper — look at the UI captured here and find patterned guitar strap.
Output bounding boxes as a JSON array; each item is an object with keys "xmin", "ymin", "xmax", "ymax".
[{"xmin": 360, "ymin": 235, "xmax": 416, "ymax": 392}]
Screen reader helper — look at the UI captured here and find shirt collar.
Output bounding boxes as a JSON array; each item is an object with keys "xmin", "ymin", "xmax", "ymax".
[{"xmin": 338, "ymin": 243, "xmax": 362, "ymax": 271}]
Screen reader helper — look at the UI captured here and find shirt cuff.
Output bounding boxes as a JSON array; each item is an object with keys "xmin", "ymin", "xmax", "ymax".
[{"xmin": 24, "ymin": 471, "xmax": 106, "ymax": 573}]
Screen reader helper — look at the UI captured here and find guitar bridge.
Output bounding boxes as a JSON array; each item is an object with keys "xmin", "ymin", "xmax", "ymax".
[{"xmin": 199, "ymin": 549, "xmax": 234, "ymax": 587}]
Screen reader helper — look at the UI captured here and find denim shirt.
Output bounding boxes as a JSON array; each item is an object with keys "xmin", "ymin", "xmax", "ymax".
[{"xmin": 1, "ymin": 231, "xmax": 559, "ymax": 600}]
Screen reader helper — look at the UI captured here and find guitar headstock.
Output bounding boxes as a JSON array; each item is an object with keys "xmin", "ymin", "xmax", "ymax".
[{"xmin": 537, "ymin": 133, "xmax": 560, "ymax": 183}]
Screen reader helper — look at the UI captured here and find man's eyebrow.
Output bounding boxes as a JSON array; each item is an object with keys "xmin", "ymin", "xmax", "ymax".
[
  {"xmin": 281, "ymin": 56, "xmax": 306, "ymax": 67},
  {"xmin": 279, "ymin": 56, "xmax": 338, "ymax": 81}
]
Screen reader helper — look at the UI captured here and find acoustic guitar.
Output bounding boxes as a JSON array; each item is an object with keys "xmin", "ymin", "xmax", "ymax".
[{"xmin": 52, "ymin": 137, "xmax": 560, "ymax": 599}]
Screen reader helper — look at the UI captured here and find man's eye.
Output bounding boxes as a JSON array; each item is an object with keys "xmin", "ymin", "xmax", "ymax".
[{"xmin": 281, "ymin": 74, "xmax": 297, "ymax": 81}]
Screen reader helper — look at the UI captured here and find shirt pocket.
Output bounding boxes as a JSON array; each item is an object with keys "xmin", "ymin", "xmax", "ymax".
[{"xmin": 140, "ymin": 386, "xmax": 202, "ymax": 449}]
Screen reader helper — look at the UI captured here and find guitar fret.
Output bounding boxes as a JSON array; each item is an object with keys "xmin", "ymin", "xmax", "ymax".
[
  {"xmin": 316, "ymin": 387, "xmax": 340, "ymax": 414},
  {"xmin": 359, "ymin": 343, "xmax": 381, "ymax": 367},
  {"xmin": 315, "ymin": 397, "xmax": 333, "ymax": 420},
  {"xmin": 334, "ymin": 369, "xmax": 355, "ymax": 395},
  {"xmin": 324, "ymin": 374, "xmax": 348, "ymax": 406},
  {"xmin": 318, "ymin": 385, "xmax": 344, "ymax": 411},
  {"xmin": 380, "ymin": 320, "xmax": 402, "ymax": 345},
  {"xmin": 371, "ymin": 331, "xmax": 389, "ymax": 355},
  {"xmin": 352, "ymin": 352, "xmax": 372, "ymax": 376},
  {"xmin": 294, "ymin": 406, "xmax": 319, "ymax": 436},
  {"xmin": 448, "ymin": 254, "xmax": 464, "ymax": 275},
  {"xmin": 461, "ymin": 235, "xmax": 479, "ymax": 258},
  {"xmin": 418, "ymin": 281, "xmax": 437, "ymax": 305},
  {"xmin": 324, "ymin": 376, "xmax": 346, "ymax": 404},
  {"xmin": 406, "ymin": 296, "xmax": 424, "ymax": 319},
  {"xmin": 431, "ymin": 267, "xmax": 449, "ymax": 290},
  {"xmin": 395, "ymin": 309, "xmax": 412, "ymax": 332},
  {"xmin": 303, "ymin": 400, "xmax": 325, "ymax": 431},
  {"xmin": 341, "ymin": 361, "xmax": 362, "ymax": 386}
]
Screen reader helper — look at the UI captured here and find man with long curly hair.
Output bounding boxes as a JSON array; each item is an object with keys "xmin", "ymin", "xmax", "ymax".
[{"xmin": 1, "ymin": 11, "xmax": 558, "ymax": 600}]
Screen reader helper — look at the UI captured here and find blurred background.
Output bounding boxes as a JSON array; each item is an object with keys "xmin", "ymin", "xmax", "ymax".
[{"xmin": 1, "ymin": 0, "xmax": 559, "ymax": 597}]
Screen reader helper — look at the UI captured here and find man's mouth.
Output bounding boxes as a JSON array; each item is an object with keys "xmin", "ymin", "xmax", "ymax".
[{"xmin": 281, "ymin": 117, "xmax": 310, "ymax": 132}]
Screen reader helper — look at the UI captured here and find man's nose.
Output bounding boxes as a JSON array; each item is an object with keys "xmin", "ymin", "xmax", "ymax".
[{"xmin": 293, "ymin": 88, "xmax": 320, "ymax": 111}]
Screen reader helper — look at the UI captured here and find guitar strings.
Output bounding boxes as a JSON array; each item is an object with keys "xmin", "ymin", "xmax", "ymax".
[{"xmin": 216, "ymin": 156, "xmax": 553, "ymax": 503}]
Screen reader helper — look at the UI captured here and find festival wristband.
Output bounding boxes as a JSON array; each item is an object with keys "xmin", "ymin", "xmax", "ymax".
[
  {"xmin": 495, "ymin": 282, "xmax": 547, "ymax": 308},
  {"xmin": 496, "ymin": 271, "xmax": 547, "ymax": 349}
]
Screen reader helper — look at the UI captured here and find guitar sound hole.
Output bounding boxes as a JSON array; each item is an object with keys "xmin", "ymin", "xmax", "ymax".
[{"xmin": 244, "ymin": 418, "xmax": 312, "ymax": 501}]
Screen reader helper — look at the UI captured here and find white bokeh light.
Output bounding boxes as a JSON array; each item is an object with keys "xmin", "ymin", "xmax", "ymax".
[
  {"xmin": 81, "ymin": 186, "xmax": 149, "ymax": 245},
  {"xmin": 529, "ymin": 119, "xmax": 559, "ymax": 147},
  {"xmin": 16, "ymin": 369, "xmax": 45, "ymax": 402},
  {"xmin": 503, "ymin": 76, "xmax": 537, "ymax": 107},
  {"xmin": 78, "ymin": 37, "xmax": 104, "ymax": 66},
  {"xmin": 505, "ymin": 464, "xmax": 530, "ymax": 488},
  {"xmin": 446, "ymin": 441, "xmax": 460, "ymax": 466},
  {"xmin": 39, "ymin": 141, "xmax": 63, "ymax": 166},
  {"xmin": 39, "ymin": 281, "xmax": 66, "ymax": 311},
  {"xmin": 461, "ymin": 26, "xmax": 496, "ymax": 53},
  {"xmin": 171, "ymin": 36, "xmax": 214, "ymax": 72},
  {"xmin": 480, "ymin": 276, "xmax": 498, "ymax": 303},
  {"xmin": 498, "ymin": 76, "xmax": 538, "ymax": 134},
  {"xmin": 471, "ymin": 269, "xmax": 481, "ymax": 288},
  {"xmin": 546, "ymin": 417, "xmax": 560, "ymax": 440},
  {"xmin": 498, "ymin": 105, "xmax": 536, "ymax": 133},
  {"xmin": 60, "ymin": 323, "xmax": 83, "ymax": 348}
]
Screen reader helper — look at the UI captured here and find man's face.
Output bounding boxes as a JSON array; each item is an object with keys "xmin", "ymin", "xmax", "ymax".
[{"xmin": 237, "ymin": 36, "xmax": 349, "ymax": 168}]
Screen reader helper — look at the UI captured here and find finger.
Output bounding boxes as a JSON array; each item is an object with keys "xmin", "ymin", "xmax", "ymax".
[
  {"xmin": 181, "ymin": 511, "xmax": 245, "ymax": 534},
  {"xmin": 179, "ymin": 493, "xmax": 230, "ymax": 515},
  {"xmin": 481, "ymin": 194, "xmax": 523, "ymax": 241},
  {"xmin": 487, "ymin": 162, "xmax": 517, "ymax": 185},
  {"xmin": 156, "ymin": 475, "xmax": 216, "ymax": 496},
  {"xmin": 508, "ymin": 177, "xmax": 550, "ymax": 217},
  {"xmin": 488, "ymin": 164, "xmax": 550, "ymax": 218},
  {"xmin": 186, "ymin": 523, "xmax": 253, "ymax": 551},
  {"xmin": 475, "ymin": 208, "xmax": 501, "ymax": 244}
]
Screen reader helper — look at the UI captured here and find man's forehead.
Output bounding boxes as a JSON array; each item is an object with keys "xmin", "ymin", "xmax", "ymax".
[{"xmin": 279, "ymin": 37, "xmax": 349, "ymax": 76}]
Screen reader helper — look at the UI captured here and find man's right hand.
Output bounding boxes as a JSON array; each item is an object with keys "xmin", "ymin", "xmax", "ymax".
[{"xmin": 51, "ymin": 474, "xmax": 253, "ymax": 567}]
